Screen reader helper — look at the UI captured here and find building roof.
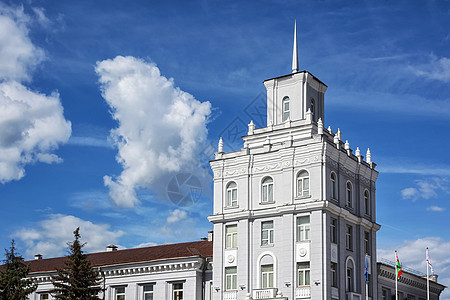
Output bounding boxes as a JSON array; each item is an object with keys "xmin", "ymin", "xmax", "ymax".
[
  {"xmin": 263, "ymin": 70, "xmax": 328, "ymax": 87},
  {"xmin": 24, "ymin": 240, "xmax": 213, "ymax": 274}
]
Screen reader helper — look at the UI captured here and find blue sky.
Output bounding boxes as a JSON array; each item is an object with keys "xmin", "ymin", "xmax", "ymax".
[{"xmin": 0, "ymin": 0, "xmax": 449, "ymax": 297}]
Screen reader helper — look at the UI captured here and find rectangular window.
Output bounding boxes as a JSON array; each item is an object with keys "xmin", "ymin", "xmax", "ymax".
[
  {"xmin": 346, "ymin": 266, "xmax": 353, "ymax": 292},
  {"xmin": 261, "ymin": 264, "xmax": 274, "ymax": 288},
  {"xmin": 226, "ymin": 225, "xmax": 237, "ymax": 249},
  {"xmin": 143, "ymin": 284, "xmax": 154, "ymax": 300},
  {"xmin": 115, "ymin": 287, "xmax": 126, "ymax": 300},
  {"xmin": 330, "ymin": 218, "xmax": 337, "ymax": 244},
  {"xmin": 173, "ymin": 283, "xmax": 183, "ymax": 300},
  {"xmin": 381, "ymin": 289, "xmax": 388, "ymax": 300},
  {"xmin": 297, "ymin": 176, "xmax": 310, "ymax": 196},
  {"xmin": 297, "ymin": 262, "xmax": 310, "ymax": 286},
  {"xmin": 40, "ymin": 294, "xmax": 49, "ymax": 300},
  {"xmin": 346, "ymin": 225, "xmax": 353, "ymax": 251},
  {"xmin": 297, "ymin": 216, "xmax": 310, "ymax": 242},
  {"xmin": 364, "ymin": 231, "xmax": 370, "ymax": 254},
  {"xmin": 261, "ymin": 221, "xmax": 274, "ymax": 245},
  {"xmin": 225, "ymin": 267, "xmax": 237, "ymax": 291},
  {"xmin": 331, "ymin": 262, "xmax": 337, "ymax": 287}
]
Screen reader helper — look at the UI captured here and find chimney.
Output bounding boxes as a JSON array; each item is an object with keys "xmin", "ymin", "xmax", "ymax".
[
  {"xmin": 208, "ymin": 230, "xmax": 214, "ymax": 242},
  {"xmin": 34, "ymin": 254, "xmax": 43, "ymax": 260},
  {"xmin": 106, "ymin": 244, "xmax": 118, "ymax": 252}
]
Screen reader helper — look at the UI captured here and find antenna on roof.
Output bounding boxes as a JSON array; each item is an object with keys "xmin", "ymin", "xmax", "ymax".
[{"xmin": 292, "ymin": 20, "xmax": 299, "ymax": 73}]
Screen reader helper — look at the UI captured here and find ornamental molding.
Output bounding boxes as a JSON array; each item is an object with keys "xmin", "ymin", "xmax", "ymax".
[{"xmin": 254, "ymin": 163, "xmax": 281, "ymax": 172}]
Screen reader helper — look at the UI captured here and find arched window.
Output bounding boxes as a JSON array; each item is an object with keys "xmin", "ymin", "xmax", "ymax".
[
  {"xmin": 346, "ymin": 257, "xmax": 355, "ymax": 292},
  {"xmin": 261, "ymin": 177, "xmax": 274, "ymax": 203},
  {"xmin": 297, "ymin": 171, "xmax": 310, "ymax": 197},
  {"xmin": 310, "ymin": 98, "xmax": 315, "ymax": 120},
  {"xmin": 257, "ymin": 252, "xmax": 277, "ymax": 289},
  {"xmin": 261, "ymin": 265, "xmax": 274, "ymax": 288},
  {"xmin": 346, "ymin": 181, "xmax": 352, "ymax": 208},
  {"xmin": 330, "ymin": 172, "xmax": 337, "ymax": 200},
  {"xmin": 282, "ymin": 97, "xmax": 290, "ymax": 121},
  {"xmin": 364, "ymin": 190, "xmax": 370, "ymax": 215},
  {"xmin": 226, "ymin": 182, "xmax": 238, "ymax": 207}
]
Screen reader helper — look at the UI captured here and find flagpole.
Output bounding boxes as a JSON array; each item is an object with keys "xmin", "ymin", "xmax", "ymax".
[
  {"xmin": 427, "ymin": 248, "xmax": 430, "ymax": 300},
  {"xmin": 395, "ymin": 250, "xmax": 398, "ymax": 300}
]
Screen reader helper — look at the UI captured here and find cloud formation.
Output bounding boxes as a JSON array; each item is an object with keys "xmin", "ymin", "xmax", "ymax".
[
  {"xmin": 14, "ymin": 214, "xmax": 124, "ymax": 259},
  {"xmin": 96, "ymin": 56, "xmax": 211, "ymax": 207},
  {"xmin": 0, "ymin": 4, "xmax": 71, "ymax": 183},
  {"xmin": 401, "ymin": 177, "xmax": 449, "ymax": 201},
  {"xmin": 413, "ymin": 55, "xmax": 450, "ymax": 83}
]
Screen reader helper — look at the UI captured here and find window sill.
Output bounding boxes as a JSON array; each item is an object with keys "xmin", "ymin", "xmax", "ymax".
[
  {"xmin": 295, "ymin": 195, "xmax": 311, "ymax": 200},
  {"xmin": 261, "ymin": 244, "xmax": 274, "ymax": 248},
  {"xmin": 224, "ymin": 205, "xmax": 239, "ymax": 210},
  {"xmin": 259, "ymin": 201, "xmax": 275, "ymax": 205},
  {"xmin": 296, "ymin": 240, "xmax": 311, "ymax": 243}
]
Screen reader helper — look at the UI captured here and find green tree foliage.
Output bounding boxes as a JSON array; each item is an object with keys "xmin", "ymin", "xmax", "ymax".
[
  {"xmin": 0, "ymin": 240, "xmax": 37, "ymax": 300},
  {"xmin": 51, "ymin": 228, "xmax": 101, "ymax": 300}
]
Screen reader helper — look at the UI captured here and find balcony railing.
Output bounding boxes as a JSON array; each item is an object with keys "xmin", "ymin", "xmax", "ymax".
[
  {"xmin": 295, "ymin": 286, "xmax": 311, "ymax": 298},
  {"xmin": 224, "ymin": 290, "xmax": 238, "ymax": 300},
  {"xmin": 253, "ymin": 288, "xmax": 277, "ymax": 299}
]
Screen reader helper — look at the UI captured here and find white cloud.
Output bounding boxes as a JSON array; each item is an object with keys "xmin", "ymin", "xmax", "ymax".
[
  {"xmin": 0, "ymin": 4, "xmax": 45, "ymax": 82},
  {"xmin": 95, "ymin": 56, "xmax": 211, "ymax": 207},
  {"xmin": 401, "ymin": 177, "xmax": 449, "ymax": 201},
  {"xmin": 166, "ymin": 209, "xmax": 187, "ymax": 224},
  {"xmin": 412, "ymin": 54, "xmax": 450, "ymax": 82},
  {"xmin": 14, "ymin": 214, "xmax": 125, "ymax": 259},
  {"xmin": 427, "ymin": 206, "xmax": 446, "ymax": 212},
  {"xmin": 377, "ymin": 237, "xmax": 450, "ymax": 299},
  {"xmin": 0, "ymin": 81, "xmax": 71, "ymax": 183}
]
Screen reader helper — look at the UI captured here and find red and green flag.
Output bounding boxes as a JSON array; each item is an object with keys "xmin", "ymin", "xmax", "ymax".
[{"xmin": 395, "ymin": 251, "xmax": 403, "ymax": 279}]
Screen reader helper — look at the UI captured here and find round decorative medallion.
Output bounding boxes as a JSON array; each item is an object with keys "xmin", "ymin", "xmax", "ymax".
[
  {"xmin": 331, "ymin": 249, "xmax": 337, "ymax": 259},
  {"xmin": 227, "ymin": 255, "xmax": 235, "ymax": 263},
  {"xmin": 299, "ymin": 248, "xmax": 307, "ymax": 257}
]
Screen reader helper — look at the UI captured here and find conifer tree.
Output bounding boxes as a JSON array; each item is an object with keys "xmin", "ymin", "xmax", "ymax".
[
  {"xmin": 0, "ymin": 240, "xmax": 37, "ymax": 300},
  {"xmin": 50, "ymin": 228, "xmax": 101, "ymax": 300}
]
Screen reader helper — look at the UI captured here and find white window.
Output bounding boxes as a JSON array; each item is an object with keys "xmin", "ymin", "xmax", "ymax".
[
  {"xmin": 225, "ymin": 267, "xmax": 237, "ymax": 291},
  {"xmin": 40, "ymin": 294, "xmax": 49, "ymax": 300},
  {"xmin": 173, "ymin": 283, "xmax": 183, "ymax": 300},
  {"xmin": 364, "ymin": 190, "xmax": 370, "ymax": 215},
  {"xmin": 115, "ymin": 287, "xmax": 126, "ymax": 300},
  {"xmin": 282, "ymin": 97, "xmax": 290, "ymax": 121},
  {"xmin": 297, "ymin": 262, "xmax": 310, "ymax": 286},
  {"xmin": 261, "ymin": 264, "xmax": 274, "ymax": 288},
  {"xmin": 364, "ymin": 231, "xmax": 370, "ymax": 254},
  {"xmin": 331, "ymin": 172, "xmax": 337, "ymax": 199},
  {"xmin": 346, "ymin": 260, "xmax": 354, "ymax": 292},
  {"xmin": 330, "ymin": 218, "xmax": 337, "ymax": 244},
  {"xmin": 261, "ymin": 221, "xmax": 274, "ymax": 245},
  {"xmin": 261, "ymin": 177, "xmax": 274, "ymax": 203},
  {"xmin": 143, "ymin": 284, "xmax": 154, "ymax": 300},
  {"xmin": 346, "ymin": 182, "xmax": 352, "ymax": 208},
  {"xmin": 297, "ymin": 170, "xmax": 310, "ymax": 197},
  {"xmin": 226, "ymin": 225, "xmax": 237, "ymax": 249},
  {"xmin": 346, "ymin": 225, "xmax": 353, "ymax": 251},
  {"xmin": 226, "ymin": 182, "xmax": 238, "ymax": 207},
  {"xmin": 297, "ymin": 216, "xmax": 310, "ymax": 242},
  {"xmin": 331, "ymin": 262, "xmax": 337, "ymax": 287}
]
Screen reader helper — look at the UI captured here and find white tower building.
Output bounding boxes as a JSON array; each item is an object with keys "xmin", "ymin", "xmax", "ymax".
[{"xmin": 208, "ymin": 23, "xmax": 380, "ymax": 300}]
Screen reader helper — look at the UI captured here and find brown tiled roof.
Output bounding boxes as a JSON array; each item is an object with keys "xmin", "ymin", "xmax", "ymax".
[{"xmin": 25, "ymin": 240, "xmax": 212, "ymax": 274}]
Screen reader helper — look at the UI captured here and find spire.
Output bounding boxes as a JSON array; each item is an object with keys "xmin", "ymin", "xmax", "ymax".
[{"xmin": 292, "ymin": 20, "xmax": 299, "ymax": 73}]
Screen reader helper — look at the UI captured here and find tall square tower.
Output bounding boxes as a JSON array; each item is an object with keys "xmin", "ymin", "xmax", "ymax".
[{"xmin": 209, "ymin": 24, "xmax": 379, "ymax": 300}]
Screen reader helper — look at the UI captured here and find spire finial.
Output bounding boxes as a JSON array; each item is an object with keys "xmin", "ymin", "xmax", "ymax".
[{"xmin": 292, "ymin": 20, "xmax": 299, "ymax": 73}]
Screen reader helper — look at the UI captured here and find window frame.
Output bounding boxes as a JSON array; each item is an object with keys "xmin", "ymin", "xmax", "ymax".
[
  {"xmin": 282, "ymin": 97, "xmax": 290, "ymax": 122},
  {"xmin": 297, "ymin": 262, "xmax": 311, "ymax": 287},
  {"xmin": 345, "ymin": 225, "xmax": 353, "ymax": 251},
  {"xmin": 261, "ymin": 264, "xmax": 274, "ymax": 288},
  {"xmin": 225, "ymin": 224, "xmax": 238, "ymax": 249},
  {"xmin": 331, "ymin": 262, "xmax": 337, "ymax": 287},
  {"xmin": 40, "ymin": 294, "xmax": 49, "ymax": 300},
  {"xmin": 115, "ymin": 286, "xmax": 126, "ymax": 300},
  {"xmin": 297, "ymin": 216, "xmax": 310, "ymax": 242},
  {"xmin": 310, "ymin": 98, "xmax": 315, "ymax": 120},
  {"xmin": 172, "ymin": 283, "xmax": 183, "ymax": 300},
  {"xmin": 261, "ymin": 221, "xmax": 274, "ymax": 246},
  {"xmin": 143, "ymin": 284, "xmax": 154, "ymax": 300},
  {"xmin": 364, "ymin": 231, "xmax": 370, "ymax": 255},
  {"xmin": 261, "ymin": 177, "xmax": 274, "ymax": 203},
  {"xmin": 226, "ymin": 181, "xmax": 238, "ymax": 207},
  {"xmin": 330, "ymin": 218, "xmax": 337, "ymax": 244},
  {"xmin": 296, "ymin": 170, "xmax": 310, "ymax": 197},
  {"xmin": 364, "ymin": 190, "xmax": 370, "ymax": 215},
  {"xmin": 225, "ymin": 267, "xmax": 238, "ymax": 291},
  {"xmin": 346, "ymin": 181, "xmax": 353, "ymax": 208},
  {"xmin": 330, "ymin": 172, "xmax": 337, "ymax": 200}
]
